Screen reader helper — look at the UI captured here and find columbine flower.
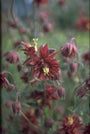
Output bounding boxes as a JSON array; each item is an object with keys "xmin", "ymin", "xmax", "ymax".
[
  {"xmin": 58, "ymin": 114, "xmax": 83, "ymax": 134},
  {"xmin": 20, "ymin": 108, "xmax": 38, "ymax": 134},
  {"xmin": 0, "ymin": 73, "xmax": 9, "ymax": 89},
  {"xmin": 4, "ymin": 51, "xmax": 20, "ymax": 64},
  {"xmin": 82, "ymin": 51, "xmax": 90, "ymax": 65},
  {"xmin": 33, "ymin": 44, "xmax": 60, "ymax": 80},
  {"xmin": 33, "ymin": 0, "xmax": 50, "ymax": 8},
  {"xmin": 30, "ymin": 84, "xmax": 59, "ymax": 108},
  {"xmin": 61, "ymin": 43, "xmax": 77, "ymax": 57}
]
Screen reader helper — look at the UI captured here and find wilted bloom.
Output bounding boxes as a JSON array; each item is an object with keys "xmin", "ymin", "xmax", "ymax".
[
  {"xmin": 33, "ymin": 44, "xmax": 60, "ymax": 80},
  {"xmin": 5, "ymin": 100, "xmax": 13, "ymax": 108},
  {"xmin": 82, "ymin": 51, "xmax": 90, "ymax": 65},
  {"xmin": 0, "ymin": 73, "xmax": 9, "ymax": 89},
  {"xmin": 43, "ymin": 23, "xmax": 53, "ymax": 33},
  {"xmin": 20, "ymin": 108, "xmax": 38, "ymax": 134},
  {"xmin": 33, "ymin": 0, "xmax": 50, "ymax": 8},
  {"xmin": 76, "ymin": 86, "xmax": 87, "ymax": 97},
  {"xmin": 61, "ymin": 43, "xmax": 77, "ymax": 57},
  {"xmin": 69, "ymin": 62, "xmax": 78, "ymax": 73},
  {"xmin": 58, "ymin": 114, "xmax": 83, "ymax": 134},
  {"xmin": 44, "ymin": 118, "xmax": 54, "ymax": 128},
  {"xmin": 57, "ymin": 87, "xmax": 65, "ymax": 98},
  {"xmin": 86, "ymin": 76, "xmax": 90, "ymax": 89},
  {"xmin": 83, "ymin": 123, "xmax": 90, "ymax": 134},
  {"xmin": 75, "ymin": 17, "xmax": 90, "ymax": 31},
  {"xmin": 4, "ymin": 51, "xmax": 20, "ymax": 64},
  {"xmin": 12, "ymin": 101, "xmax": 21, "ymax": 115},
  {"xmin": 58, "ymin": 0, "xmax": 66, "ymax": 6}
]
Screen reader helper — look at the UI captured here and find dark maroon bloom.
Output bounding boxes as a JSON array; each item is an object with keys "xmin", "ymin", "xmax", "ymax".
[
  {"xmin": 82, "ymin": 51, "xmax": 90, "ymax": 65},
  {"xmin": 30, "ymin": 84, "xmax": 59, "ymax": 108},
  {"xmin": 43, "ymin": 23, "xmax": 53, "ymax": 33},
  {"xmin": 12, "ymin": 101, "xmax": 21, "ymax": 115},
  {"xmin": 4, "ymin": 50, "xmax": 20, "ymax": 64},
  {"xmin": 61, "ymin": 43, "xmax": 77, "ymax": 57},
  {"xmin": 83, "ymin": 123, "xmax": 90, "ymax": 134},
  {"xmin": 21, "ymin": 108, "xmax": 38, "ymax": 134},
  {"xmin": 58, "ymin": 114, "xmax": 83, "ymax": 134},
  {"xmin": 33, "ymin": 44, "xmax": 60, "ymax": 80},
  {"xmin": 33, "ymin": 0, "xmax": 50, "ymax": 7},
  {"xmin": 76, "ymin": 86, "xmax": 87, "ymax": 97},
  {"xmin": 0, "ymin": 73, "xmax": 9, "ymax": 89},
  {"xmin": 35, "ymin": 108, "xmax": 43, "ymax": 118},
  {"xmin": 75, "ymin": 17, "xmax": 90, "ymax": 31},
  {"xmin": 86, "ymin": 76, "xmax": 90, "ymax": 89}
]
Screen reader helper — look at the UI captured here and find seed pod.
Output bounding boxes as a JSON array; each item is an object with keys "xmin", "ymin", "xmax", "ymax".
[
  {"xmin": 44, "ymin": 118, "xmax": 54, "ymax": 128},
  {"xmin": 12, "ymin": 101, "xmax": 21, "ymax": 115}
]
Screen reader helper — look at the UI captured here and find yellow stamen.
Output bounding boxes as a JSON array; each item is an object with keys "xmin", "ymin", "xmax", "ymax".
[
  {"xmin": 30, "ymin": 109, "xmax": 34, "ymax": 115},
  {"xmin": 68, "ymin": 116, "xmax": 74, "ymax": 125},
  {"xmin": 43, "ymin": 67, "xmax": 49, "ymax": 76},
  {"xmin": 37, "ymin": 99, "xmax": 42, "ymax": 104},
  {"xmin": 33, "ymin": 38, "xmax": 38, "ymax": 51},
  {"xmin": 86, "ymin": 23, "xmax": 90, "ymax": 30}
]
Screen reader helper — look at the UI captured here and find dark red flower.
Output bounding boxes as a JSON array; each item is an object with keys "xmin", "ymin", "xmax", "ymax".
[
  {"xmin": 30, "ymin": 84, "xmax": 59, "ymax": 108},
  {"xmin": 33, "ymin": 0, "xmax": 50, "ymax": 8},
  {"xmin": 0, "ymin": 73, "xmax": 9, "ymax": 89},
  {"xmin": 61, "ymin": 43, "xmax": 77, "ymax": 57},
  {"xmin": 20, "ymin": 108, "xmax": 38, "ymax": 134},
  {"xmin": 76, "ymin": 86, "xmax": 87, "ymax": 97},
  {"xmin": 83, "ymin": 123, "xmax": 90, "ymax": 134},
  {"xmin": 33, "ymin": 44, "xmax": 60, "ymax": 80},
  {"xmin": 58, "ymin": 114, "xmax": 83, "ymax": 134},
  {"xmin": 75, "ymin": 17, "xmax": 90, "ymax": 31},
  {"xmin": 82, "ymin": 51, "xmax": 90, "ymax": 65},
  {"xmin": 4, "ymin": 51, "xmax": 20, "ymax": 64}
]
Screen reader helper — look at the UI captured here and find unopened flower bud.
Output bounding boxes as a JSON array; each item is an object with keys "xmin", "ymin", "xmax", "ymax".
[
  {"xmin": 57, "ymin": 87, "xmax": 65, "ymax": 98},
  {"xmin": 43, "ymin": 23, "xmax": 53, "ymax": 33},
  {"xmin": 35, "ymin": 108, "xmax": 43, "ymax": 118},
  {"xmin": 44, "ymin": 118, "xmax": 54, "ymax": 128},
  {"xmin": 12, "ymin": 101, "xmax": 21, "ymax": 115},
  {"xmin": 67, "ymin": 70, "xmax": 74, "ymax": 78},
  {"xmin": 69, "ymin": 62, "xmax": 78, "ymax": 73},
  {"xmin": 76, "ymin": 86, "xmax": 87, "ymax": 97}
]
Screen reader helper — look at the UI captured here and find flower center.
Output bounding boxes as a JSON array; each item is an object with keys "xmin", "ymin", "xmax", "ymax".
[
  {"xmin": 43, "ymin": 67, "xmax": 49, "ymax": 76},
  {"xmin": 86, "ymin": 22, "xmax": 90, "ymax": 30},
  {"xmin": 37, "ymin": 99, "xmax": 42, "ymax": 104},
  {"xmin": 68, "ymin": 116, "xmax": 74, "ymax": 125},
  {"xmin": 30, "ymin": 109, "xmax": 35, "ymax": 115}
]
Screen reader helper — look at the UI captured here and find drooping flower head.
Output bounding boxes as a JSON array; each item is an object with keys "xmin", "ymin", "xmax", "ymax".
[
  {"xmin": 58, "ymin": 114, "xmax": 83, "ymax": 134},
  {"xmin": 33, "ymin": 44, "xmax": 60, "ymax": 80},
  {"xmin": 61, "ymin": 43, "xmax": 77, "ymax": 57}
]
